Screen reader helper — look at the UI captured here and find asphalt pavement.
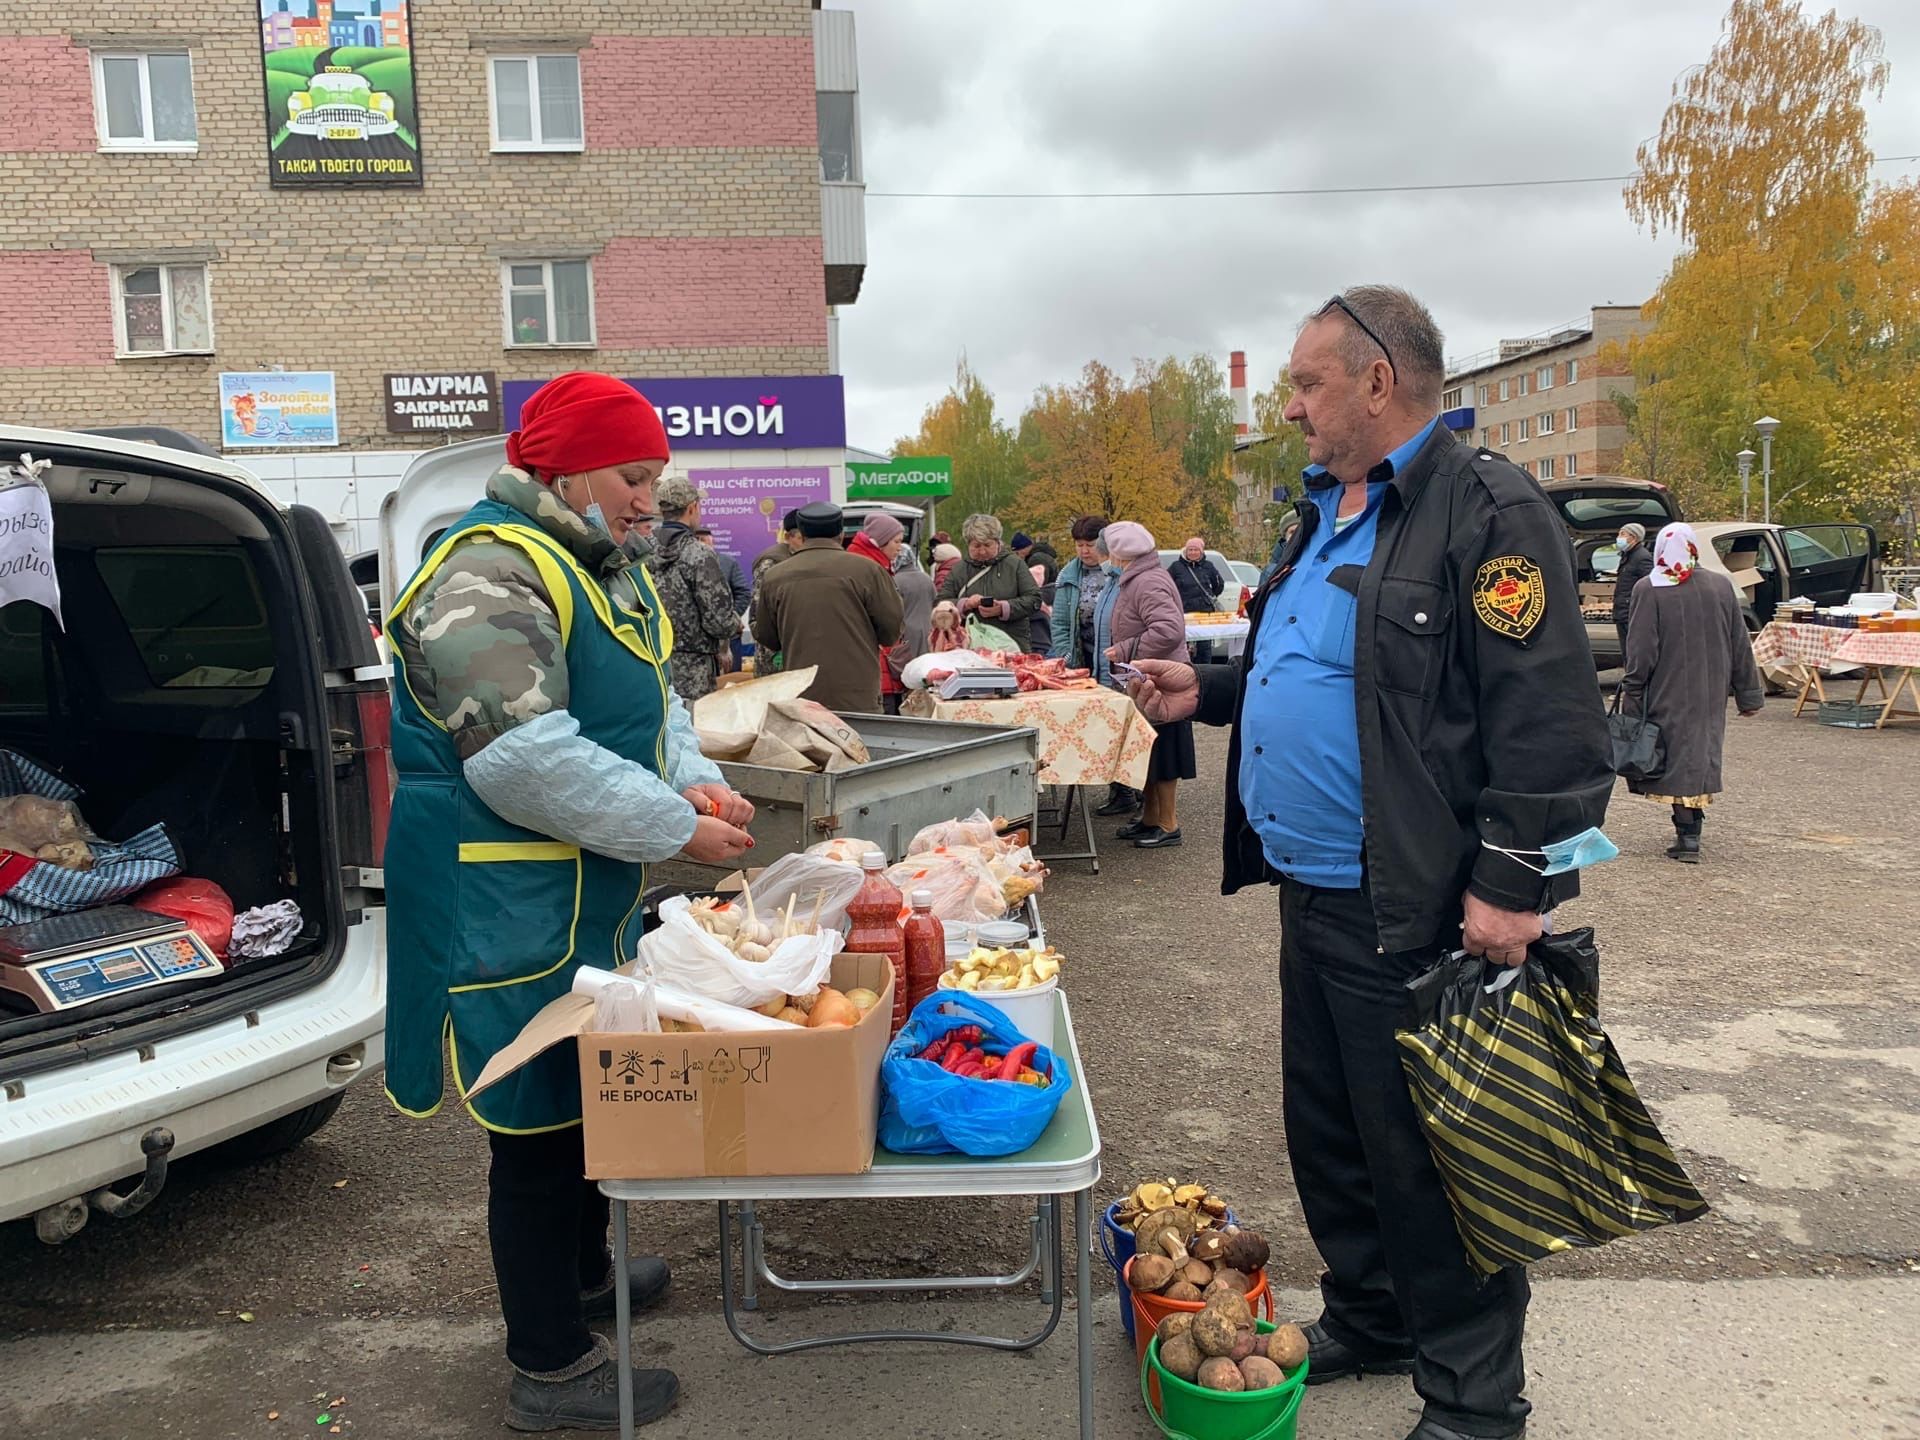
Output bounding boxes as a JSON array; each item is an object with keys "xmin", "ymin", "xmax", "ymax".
[{"xmin": 1, "ymin": 696, "xmax": 1916, "ymax": 1440}]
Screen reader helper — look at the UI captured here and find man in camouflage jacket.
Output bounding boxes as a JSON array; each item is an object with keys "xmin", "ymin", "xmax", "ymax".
[{"xmin": 649, "ymin": 477, "xmax": 741, "ymax": 703}]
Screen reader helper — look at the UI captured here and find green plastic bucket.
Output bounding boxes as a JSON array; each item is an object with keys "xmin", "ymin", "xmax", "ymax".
[{"xmin": 1140, "ymin": 1320, "xmax": 1307, "ymax": 1440}]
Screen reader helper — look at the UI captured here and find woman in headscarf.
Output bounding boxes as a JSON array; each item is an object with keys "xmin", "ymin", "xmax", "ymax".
[
  {"xmin": 930, "ymin": 542, "xmax": 962, "ymax": 593},
  {"xmin": 1620, "ymin": 521, "xmax": 1765, "ymax": 862},
  {"xmin": 385, "ymin": 372, "xmax": 755, "ymax": 1430},
  {"xmin": 1094, "ymin": 521, "xmax": 1194, "ymax": 848},
  {"xmin": 849, "ymin": 512, "xmax": 926, "ymax": 714}
]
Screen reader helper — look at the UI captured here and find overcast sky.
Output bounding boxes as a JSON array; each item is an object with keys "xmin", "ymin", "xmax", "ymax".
[{"xmin": 832, "ymin": 0, "xmax": 1920, "ymax": 450}]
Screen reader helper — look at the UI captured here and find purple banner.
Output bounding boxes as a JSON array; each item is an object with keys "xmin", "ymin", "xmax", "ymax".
[
  {"xmin": 502, "ymin": 375, "xmax": 846, "ymax": 450},
  {"xmin": 687, "ymin": 466, "xmax": 834, "ymax": 569}
]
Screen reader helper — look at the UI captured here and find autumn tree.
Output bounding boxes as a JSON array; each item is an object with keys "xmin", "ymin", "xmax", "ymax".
[
  {"xmin": 1012, "ymin": 360, "xmax": 1195, "ymax": 541},
  {"xmin": 892, "ymin": 356, "xmax": 1031, "ymax": 521},
  {"xmin": 1622, "ymin": 0, "xmax": 1919, "ymax": 525},
  {"xmin": 1139, "ymin": 355, "xmax": 1238, "ymax": 536}
]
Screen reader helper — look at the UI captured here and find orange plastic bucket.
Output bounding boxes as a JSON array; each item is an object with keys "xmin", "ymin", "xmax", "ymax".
[{"xmin": 1126, "ymin": 1257, "xmax": 1276, "ymax": 1407}]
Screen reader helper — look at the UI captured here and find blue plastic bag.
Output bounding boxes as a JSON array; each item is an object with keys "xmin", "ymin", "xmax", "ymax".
[{"xmin": 878, "ymin": 992, "xmax": 1073, "ymax": 1157}]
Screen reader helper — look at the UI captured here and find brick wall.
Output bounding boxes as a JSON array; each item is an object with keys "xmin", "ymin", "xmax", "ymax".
[
  {"xmin": 0, "ymin": 0, "xmax": 831, "ymax": 450},
  {"xmin": 584, "ymin": 37, "xmax": 815, "ymax": 148},
  {"xmin": 0, "ymin": 251, "xmax": 114, "ymax": 364},
  {"xmin": 0, "ymin": 37, "xmax": 95, "ymax": 152}
]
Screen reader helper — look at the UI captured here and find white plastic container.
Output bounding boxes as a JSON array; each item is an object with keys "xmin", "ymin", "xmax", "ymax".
[
  {"xmin": 936, "ymin": 969, "xmax": 1058, "ymax": 1043},
  {"xmin": 975, "ymin": 919, "xmax": 1031, "ymax": 949}
]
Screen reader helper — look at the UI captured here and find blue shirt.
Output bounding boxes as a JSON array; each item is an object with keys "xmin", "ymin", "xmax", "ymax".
[{"xmin": 1238, "ymin": 418, "xmax": 1441, "ymax": 889}]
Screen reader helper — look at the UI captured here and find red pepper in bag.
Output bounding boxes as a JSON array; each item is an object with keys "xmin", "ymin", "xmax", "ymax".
[{"xmin": 996, "ymin": 1042, "xmax": 1038, "ymax": 1081}]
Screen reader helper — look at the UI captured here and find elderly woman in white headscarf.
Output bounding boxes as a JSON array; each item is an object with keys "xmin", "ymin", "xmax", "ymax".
[{"xmin": 1619, "ymin": 522, "xmax": 1765, "ymax": 862}]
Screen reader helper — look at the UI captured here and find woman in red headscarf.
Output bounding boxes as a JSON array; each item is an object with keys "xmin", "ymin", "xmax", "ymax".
[{"xmin": 385, "ymin": 373, "xmax": 754, "ymax": 1431}]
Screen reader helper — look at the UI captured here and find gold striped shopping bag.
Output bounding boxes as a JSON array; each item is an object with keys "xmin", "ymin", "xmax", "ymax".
[{"xmin": 1395, "ymin": 930, "xmax": 1707, "ymax": 1275}]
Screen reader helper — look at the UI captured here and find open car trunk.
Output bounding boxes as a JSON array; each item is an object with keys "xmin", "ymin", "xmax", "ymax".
[{"xmin": 0, "ymin": 432, "xmax": 380, "ymax": 1079}]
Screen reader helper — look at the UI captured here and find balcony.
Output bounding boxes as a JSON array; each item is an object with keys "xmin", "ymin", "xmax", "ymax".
[
  {"xmin": 1440, "ymin": 405, "xmax": 1475, "ymax": 434},
  {"xmin": 816, "ymin": 8, "xmax": 866, "ymax": 305}
]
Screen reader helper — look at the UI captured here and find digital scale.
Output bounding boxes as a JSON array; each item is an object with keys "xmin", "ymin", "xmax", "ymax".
[
  {"xmin": 0, "ymin": 905, "xmax": 223, "ymax": 1013},
  {"xmin": 937, "ymin": 668, "xmax": 1020, "ymax": 701}
]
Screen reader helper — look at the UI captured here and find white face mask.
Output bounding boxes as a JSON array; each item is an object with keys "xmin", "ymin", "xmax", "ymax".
[{"xmin": 558, "ymin": 477, "xmax": 611, "ymax": 538}]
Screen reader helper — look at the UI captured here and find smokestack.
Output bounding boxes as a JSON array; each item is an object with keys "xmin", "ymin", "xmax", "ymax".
[{"xmin": 1230, "ymin": 350, "xmax": 1250, "ymax": 436}]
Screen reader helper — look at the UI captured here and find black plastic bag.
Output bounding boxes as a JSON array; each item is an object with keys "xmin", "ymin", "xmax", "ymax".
[{"xmin": 1395, "ymin": 929, "xmax": 1707, "ymax": 1274}]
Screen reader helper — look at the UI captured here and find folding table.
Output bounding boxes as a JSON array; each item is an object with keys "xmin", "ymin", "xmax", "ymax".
[{"xmin": 600, "ymin": 992, "xmax": 1104, "ymax": 1439}]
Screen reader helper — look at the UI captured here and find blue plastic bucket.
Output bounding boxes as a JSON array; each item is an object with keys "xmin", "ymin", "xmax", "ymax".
[{"xmin": 1101, "ymin": 1201, "xmax": 1238, "ymax": 1346}]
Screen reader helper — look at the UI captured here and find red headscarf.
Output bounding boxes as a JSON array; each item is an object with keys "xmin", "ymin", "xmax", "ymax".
[
  {"xmin": 847, "ymin": 531, "xmax": 893, "ymax": 569},
  {"xmin": 505, "ymin": 372, "xmax": 669, "ymax": 481}
]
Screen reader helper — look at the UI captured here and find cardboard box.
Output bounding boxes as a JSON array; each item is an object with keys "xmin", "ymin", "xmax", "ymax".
[{"xmin": 469, "ymin": 953, "xmax": 893, "ymax": 1181}]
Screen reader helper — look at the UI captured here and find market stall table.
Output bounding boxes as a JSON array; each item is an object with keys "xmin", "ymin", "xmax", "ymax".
[
  {"xmin": 1185, "ymin": 616, "xmax": 1250, "ymax": 662},
  {"xmin": 600, "ymin": 991, "xmax": 1103, "ymax": 1440},
  {"xmin": 900, "ymin": 688, "xmax": 1156, "ymax": 872},
  {"xmin": 1831, "ymin": 629, "xmax": 1920, "ymax": 728},
  {"xmin": 1750, "ymin": 620, "xmax": 1868, "ymax": 716}
]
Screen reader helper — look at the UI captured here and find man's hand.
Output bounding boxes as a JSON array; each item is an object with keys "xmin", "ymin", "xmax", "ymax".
[
  {"xmin": 1461, "ymin": 891, "xmax": 1541, "ymax": 967},
  {"xmin": 1126, "ymin": 659, "xmax": 1200, "ymax": 723},
  {"xmin": 680, "ymin": 814, "xmax": 754, "ymax": 865},
  {"xmin": 683, "ymin": 784, "xmax": 754, "ymax": 829}
]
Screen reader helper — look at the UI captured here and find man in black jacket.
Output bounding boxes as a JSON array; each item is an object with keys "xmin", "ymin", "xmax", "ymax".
[
  {"xmin": 1170, "ymin": 536, "xmax": 1226, "ymax": 613},
  {"xmin": 1129, "ymin": 286, "xmax": 1611, "ymax": 1440},
  {"xmin": 1611, "ymin": 521, "xmax": 1653, "ymax": 659}
]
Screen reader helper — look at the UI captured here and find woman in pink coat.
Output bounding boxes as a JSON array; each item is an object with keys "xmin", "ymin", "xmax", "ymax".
[{"xmin": 1096, "ymin": 521, "xmax": 1194, "ymax": 848}]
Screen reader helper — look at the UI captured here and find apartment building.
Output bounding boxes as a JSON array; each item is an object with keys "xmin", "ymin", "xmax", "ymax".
[
  {"xmin": 1441, "ymin": 306, "xmax": 1649, "ymax": 483},
  {"xmin": 0, "ymin": 0, "xmax": 868, "ymax": 554}
]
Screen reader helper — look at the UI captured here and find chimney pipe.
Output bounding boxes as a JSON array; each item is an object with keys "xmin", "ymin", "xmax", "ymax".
[{"xmin": 1230, "ymin": 350, "xmax": 1250, "ymax": 436}]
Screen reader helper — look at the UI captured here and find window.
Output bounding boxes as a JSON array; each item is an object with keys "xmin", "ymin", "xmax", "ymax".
[
  {"xmin": 1517, "ymin": 416, "xmax": 1531, "ymax": 441},
  {"xmin": 1518, "ymin": 373, "xmax": 1531, "ymax": 397},
  {"xmin": 92, "ymin": 51, "xmax": 197, "ymax": 150},
  {"xmin": 1498, "ymin": 378, "xmax": 1509, "ymax": 402},
  {"xmin": 1479, "ymin": 427, "xmax": 1490, "ymax": 448},
  {"xmin": 1539, "ymin": 409, "xmax": 1556, "ymax": 436},
  {"xmin": 1537, "ymin": 457, "xmax": 1555, "ymax": 480},
  {"xmin": 1441, "ymin": 385, "xmax": 1463, "ymax": 410},
  {"xmin": 1565, "ymin": 406, "xmax": 1578, "ymax": 432},
  {"xmin": 817, "ymin": 91, "xmax": 860, "ymax": 182},
  {"xmin": 96, "ymin": 547, "xmax": 273, "ymax": 688},
  {"xmin": 1537, "ymin": 364, "xmax": 1553, "ymax": 391},
  {"xmin": 1478, "ymin": 384, "xmax": 1490, "ymax": 407},
  {"xmin": 490, "ymin": 55, "xmax": 584, "ymax": 150},
  {"xmin": 503, "ymin": 260, "xmax": 594, "ymax": 346},
  {"xmin": 1566, "ymin": 358, "xmax": 1580, "ymax": 383},
  {"xmin": 1565, "ymin": 453, "xmax": 1578, "ymax": 477},
  {"xmin": 113, "ymin": 263, "xmax": 212, "ymax": 355},
  {"xmin": 1499, "ymin": 423, "xmax": 1510, "ymax": 446}
]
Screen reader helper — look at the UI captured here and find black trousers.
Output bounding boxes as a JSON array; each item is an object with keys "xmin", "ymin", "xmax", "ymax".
[
  {"xmin": 487, "ymin": 1125, "xmax": 612, "ymax": 1374},
  {"xmin": 1671, "ymin": 803, "xmax": 1703, "ymax": 836},
  {"xmin": 1280, "ymin": 879, "xmax": 1531, "ymax": 1436}
]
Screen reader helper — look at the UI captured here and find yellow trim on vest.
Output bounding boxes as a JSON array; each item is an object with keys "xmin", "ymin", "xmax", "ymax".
[
  {"xmin": 447, "ymin": 853, "xmax": 584, "ymax": 995},
  {"xmin": 457, "ymin": 840, "xmax": 580, "ymax": 863},
  {"xmin": 386, "ymin": 1014, "xmax": 453, "ymax": 1119},
  {"xmin": 446, "ymin": 1025, "xmax": 585, "ymax": 1137}
]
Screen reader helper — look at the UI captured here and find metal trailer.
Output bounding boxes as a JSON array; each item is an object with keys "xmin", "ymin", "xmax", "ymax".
[{"xmin": 711, "ymin": 714, "xmax": 1038, "ymax": 864}]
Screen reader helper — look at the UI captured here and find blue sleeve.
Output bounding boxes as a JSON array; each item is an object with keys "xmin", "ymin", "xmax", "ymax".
[
  {"xmin": 463, "ymin": 709, "xmax": 699, "ymax": 863},
  {"xmin": 663, "ymin": 689, "xmax": 724, "ymax": 791},
  {"xmin": 1049, "ymin": 573, "xmax": 1077, "ymax": 658}
]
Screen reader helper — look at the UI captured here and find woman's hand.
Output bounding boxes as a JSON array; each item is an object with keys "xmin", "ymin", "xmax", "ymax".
[
  {"xmin": 680, "ymin": 815, "xmax": 754, "ymax": 865},
  {"xmin": 683, "ymin": 784, "xmax": 754, "ymax": 828}
]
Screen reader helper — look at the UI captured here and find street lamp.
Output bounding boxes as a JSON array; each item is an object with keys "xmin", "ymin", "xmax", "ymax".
[
  {"xmin": 1753, "ymin": 416, "xmax": 1780, "ymax": 524},
  {"xmin": 1736, "ymin": 448, "xmax": 1756, "ymax": 522}
]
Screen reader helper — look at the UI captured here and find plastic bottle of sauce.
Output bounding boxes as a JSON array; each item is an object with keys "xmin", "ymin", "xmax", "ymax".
[
  {"xmin": 901, "ymin": 888, "xmax": 946, "ymax": 1020},
  {"xmin": 843, "ymin": 854, "xmax": 907, "ymax": 1036}
]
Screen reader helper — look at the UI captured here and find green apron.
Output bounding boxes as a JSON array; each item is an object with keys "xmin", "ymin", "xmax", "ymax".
[{"xmin": 383, "ymin": 498, "xmax": 675, "ymax": 1133}]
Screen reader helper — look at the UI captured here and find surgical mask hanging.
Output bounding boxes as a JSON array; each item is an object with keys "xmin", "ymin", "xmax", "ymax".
[
  {"xmin": 560, "ymin": 477, "xmax": 611, "ymax": 538},
  {"xmin": 1481, "ymin": 826, "xmax": 1619, "ymax": 877}
]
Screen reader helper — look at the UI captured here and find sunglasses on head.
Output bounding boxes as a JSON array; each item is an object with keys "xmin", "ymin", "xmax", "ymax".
[{"xmin": 1318, "ymin": 296, "xmax": 1397, "ymax": 384}]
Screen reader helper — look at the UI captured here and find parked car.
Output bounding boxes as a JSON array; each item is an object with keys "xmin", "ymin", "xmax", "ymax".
[
  {"xmin": 1549, "ymin": 477, "xmax": 1882, "ymax": 666},
  {"xmin": 0, "ymin": 425, "xmax": 388, "ymax": 1242},
  {"xmin": 842, "ymin": 500, "xmax": 928, "ymax": 562}
]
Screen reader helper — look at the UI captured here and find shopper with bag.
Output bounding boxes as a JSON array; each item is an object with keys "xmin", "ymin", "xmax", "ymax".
[
  {"xmin": 1619, "ymin": 521, "xmax": 1764, "ymax": 862},
  {"xmin": 935, "ymin": 513, "xmax": 1042, "ymax": 648},
  {"xmin": 1126, "ymin": 289, "xmax": 1612, "ymax": 1440},
  {"xmin": 385, "ymin": 371, "xmax": 755, "ymax": 1432}
]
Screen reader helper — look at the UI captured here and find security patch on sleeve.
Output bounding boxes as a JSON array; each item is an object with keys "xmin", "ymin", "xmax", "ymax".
[{"xmin": 1473, "ymin": 555, "xmax": 1546, "ymax": 640}]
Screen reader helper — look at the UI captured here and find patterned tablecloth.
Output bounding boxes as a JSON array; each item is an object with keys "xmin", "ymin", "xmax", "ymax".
[
  {"xmin": 902, "ymin": 688, "xmax": 1156, "ymax": 788},
  {"xmin": 1750, "ymin": 621, "xmax": 1865, "ymax": 672},
  {"xmin": 1832, "ymin": 629, "xmax": 1920, "ymax": 670}
]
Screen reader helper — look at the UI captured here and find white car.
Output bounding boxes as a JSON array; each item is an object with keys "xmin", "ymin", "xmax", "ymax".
[{"xmin": 0, "ymin": 426, "xmax": 387, "ymax": 1242}]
